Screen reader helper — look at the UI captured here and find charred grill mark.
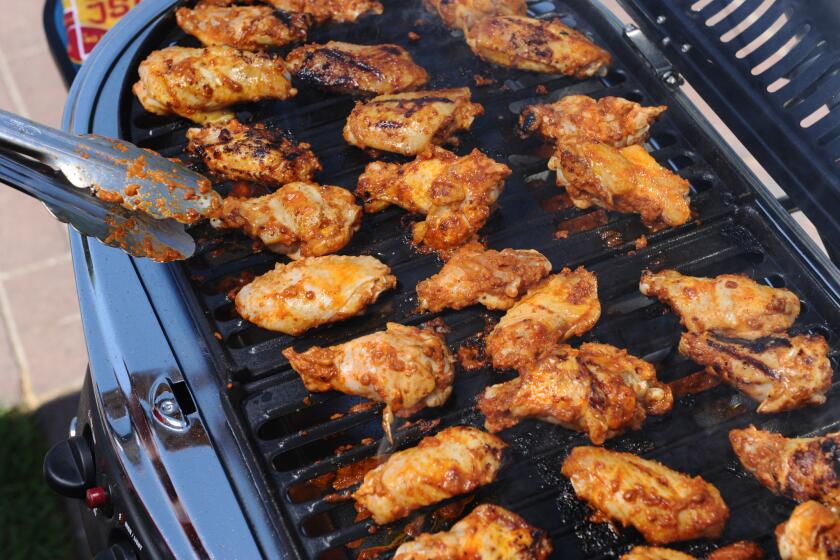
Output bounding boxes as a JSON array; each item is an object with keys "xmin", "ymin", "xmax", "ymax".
[
  {"xmin": 319, "ymin": 48, "xmax": 384, "ymax": 78},
  {"xmin": 714, "ymin": 335, "xmax": 793, "ymax": 353},
  {"xmin": 703, "ymin": 337, "xmax": 780, "ymax": 380}
]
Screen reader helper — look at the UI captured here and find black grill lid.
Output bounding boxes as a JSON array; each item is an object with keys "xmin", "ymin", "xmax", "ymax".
[{"xmin": 619, "ymin": 0, "xmax": 840, "ymax": 264}]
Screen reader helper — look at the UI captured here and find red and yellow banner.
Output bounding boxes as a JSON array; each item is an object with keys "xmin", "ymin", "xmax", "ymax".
[{"xmin": 63, "ymin": 0, "xmax": 142, "ymax": 64}]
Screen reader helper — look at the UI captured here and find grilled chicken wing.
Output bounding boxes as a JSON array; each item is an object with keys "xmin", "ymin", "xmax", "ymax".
[
  {"xmin": 393, "ymin": 504, "xmax": 552, "ymax": 559},
  {"xmin": 518, "ymin": 95, "xmax": 667, "ymax": 147},
  {"xmin": 485, "ymin": 267, "xmax": 600, "ymax": 371},
  {"xmin": 286, "ymin": 42, "xmax": 428, "ymax": 96},
  {"xmin": 424, "ymin": 0, "xmax": 527, "ymax": 30},
  {"xmin": 176, "ymin": 4, "xmax": 309, "ymax": 50},
  {"xmin": 235, "ymin": 255, "xmax": 395, "ymax": 335},
  {"xmin": 679, "ymin": 332, "xmax": 831, "ymax": 413},
  {"xmin": 562, "ymin": 446, "xmax": 729, "ymax": 545},
  {"xmin": 354, "ymin": 426, "xmax": 506, "ymax": 524},
  {"xmin": 343, "ymin": 88, "xmax": 484, "ymax": 156},
  {"xmin": 639, "ymin": 270, "xmax": 800, "ymax": 339},
  {"xmin": 776, "ymin": 501, "xmax": 840, "ymax": 560},
  {"xmin": 465, "ymin": 16, "xmax": 611, "ymax": 77},
  {"xmin": 264, "ymin": 0, "xmax": 383, "ymax": 25},
  {"xmin": 623, "ymin": 543, "xmax": 763, "ymax": 560},
  {"xmin": 212, "ymin": 182, "xmax": 361, "ymax": 259},
  {"xmin": 357, "ymin": 147, "xmax": 511, "ymax": 251},
  {"xmin": 133, "ymin": 46, "xmax": 296, "ymax": 124},
  {"xmin": 622, "ymin": 547, "xmax": 694, "ymax": 560},
  {"xmin": 416, "ymin": 243, "xmax": 551, "ymax": 313},
  {"xmin": 282, "ymin": 323, "xmax": 454, "ymax": 440},
  {"xmin": 550, "ymin": 142, "xmax": 691, "ymax": 230},
  {"xmin": 730, "ymin": 426, "xmax": 840, "ymax": 511},
  {"xmin": 186, "ymin": 119, "xmax": 321, "ymax": 186},
  {"xmin": 478, "ymin": 343, "xmax": 672, "ymax": 443}
]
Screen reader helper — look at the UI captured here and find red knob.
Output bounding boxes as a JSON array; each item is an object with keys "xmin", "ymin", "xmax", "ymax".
[{"xmin": 85, "ymin": 486, "xmax": 108, "ymax": 509}]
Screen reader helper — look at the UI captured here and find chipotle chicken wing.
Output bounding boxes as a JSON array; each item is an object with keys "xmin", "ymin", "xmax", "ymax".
[
  {"xmin": 679, "ymin": 332, "xmax": 831, "ymax": 413},
  {"xmin": 133, "ymin": 46, "xmax": 296, "ymax": 124},
  {"xmin": 186, "ymin": 119, "xmax": 321, "ymax": 186},
  {"xmin": 235, "ymin": 255, "xmax": 396, "ymax": 335},
  {"xmin": 485, "ymin": 267, "xmax": 600, "ymax": 371},
  {"xmin": 730, "ymin": 426, "xmax": 840, "ymax": 511},
  {"xmin": 286, "ymin": 41, "xmax": 429, "ymax": 96},
  {"xmin": 265, "ymin": 0, "xmax": 383, "ymax": 25},
  {"xmin": 465, "ymin": 16, "xmax": 611, "ymax": 77},
  {"xmin": 393, "ymin": 503, "xmax": 552, "ymax": 559},
  {"xmin": 622, "ymin": 547, "xmax": 695, "ymax": 560},
  {"xmin": 353, "ymin": 426, "xmax": 506, "ymax": 524},
  {"xmin": 282, "ymin": 323, "xmax": 454, "ymax": 439},
  {"xmin": 424, "ymin": 0, "xmax": 527, "ymax": 30},
  {"xmin": 176, "ymin": 4, "xmax": 310, "ymax": 50},
  {"xmin": 639, "ymin": 269, "xmax": 800, "ymax": 339},
  {"xmin": 357, "ymin": 147, "xmax": 511, "ymax": 251},
  {"xmin": 416, "ymin": 243, "xmax": 551, "ymax": 313},
  {"xmin": 343, "ymin": 88, "xmax": 484, "ymax": 156},
  {"xmin": 550, "ymin": 142, "xmax": 691, "ymax": 230},
  {"xmin": 776, "ymin": 501, "xmax": 840, "ymax": 560},
  {"xmin": 561, "ymin": 446, "xmax": 729, "ymax": 545},
  {"xmin": 212, "ymin": 182, "xmax": 361, "ymax": 259},
  {"xmin": 478, "ymin": 343, "xmax": 672, "ymax": 443},
  {"xmin": 518, "ymin": 95, "xmax": 667, "ymax": 147},
  {"xmin": 623, "ymin": 543, "xmax": 763, "ymax": 560}
]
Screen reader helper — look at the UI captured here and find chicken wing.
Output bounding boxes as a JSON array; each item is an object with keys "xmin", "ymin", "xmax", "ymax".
[
  {"xmin": 393, "ymin": 503, "xmax": 552, "ymax": 559},
  {"xmin": 264, "ymin": 0, "xmax": 383, "ymax": 25},
  {"xmin": 518, "ymin": 95, "xmax": 667, "ymax": 147},
  {"xmin": 640, "ymin": 270, "xmax": 800, "ymax": 339},
  {"xmin": 550, "ymin": 142, "xmax": 691, "ymax": 230},
  {"xmin": 622, "ymin": 547, "xmax": 694, "ymax": 560},
  {"xmin": 561, "ymin": 446, "xmax": 729, "ymax": 545},
  {"xmin": 485, "ymin": 267, "xmax": 600, "ymax": 371},
  {"xmin": 416, "ymin": 243, "xmax": 551, "ymax": 313},
  {"xmin": 235, "ymin": 255, "xmax": 396, "ymax": 335},
  {"xmin": 186, "ymin": 119, "xmax": 321, "ymax": 186},
  {"xmin": 282, "ymin": 323, "xmax": 454, "ymax": 439},
  {"xmin": 343, "ymin": 88, "xmax": 484, "ymax": 156},
  {"xmin": 730, "ymin": 425, "xmax": 840, "ymax": 511},
  {"xmin": 679, "ymin": 332, "xmax": 831, "ymax": 413},
  {"xmin": 424, "ymin": 0, "xmax": 527, "ymax": 30},
  {"xmin": 776, "ymin": 501, "xmax": 840, "ymax": 560},
  {"xmin": 623, "ymin": 543, "xmax": 763, "ymax": 560},
  {"xmin": 464, "ymin": 16, "xmax": 611, "ymax": 77},
  {"xmin": 478, "ymin": 343, "xmax": 672, "ymax": 443},
  {"xmin": 175, "ymin": 4, "xmax": 310, "ymax": 50},
  {"xmin": 353, "ymin": 426, "xmax": 506, "ymax": 524},
  {"xmin": 357, "ymin": 147, "xmax": 511, "ymax": 251},
  {"xmin": 212, "ymin": 182, "xmax": 361, "ymax": 259},
  {"xmin": 286, "ymin": 42, "xmax": 429, "ymax": 96},
  {"xmin": 133, "ymin": 46, "xmax": 296, "ymax": 124}
]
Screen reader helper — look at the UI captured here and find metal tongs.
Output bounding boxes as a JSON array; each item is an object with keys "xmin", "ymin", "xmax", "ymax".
[{"xmin": 0, "ymin": 109, "xmax": 222, "ymax": 262}]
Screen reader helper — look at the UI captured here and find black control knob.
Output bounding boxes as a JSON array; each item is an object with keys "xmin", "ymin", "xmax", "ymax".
[
  {"xmin": 94, "ymin": 542, "xmax": 138, "ymax": 560},
  {"xmin": 43, "ymin": 435, "xmax": 95, "ymax": 499}
]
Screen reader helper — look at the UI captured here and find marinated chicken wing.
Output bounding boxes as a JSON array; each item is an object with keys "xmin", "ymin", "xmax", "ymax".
[
  {"xmin": 550, "ymin": 142, "xmax": 691, "ymax": 230},
  {"xmin": 485, "ymin": 267, "xmax": 600, "ymax": 371},
  {"xmin": 133, "ymin": 46, "xmax": 296, "ymax": 124},
  {"xmin": 393, "ymin": 504, "xmax": 552, "ymax": 559},
  {"xmin": 465, "ymin": 16, "xmax": 611, "ymax": 77},
  {"xmin": 679, "ymin": 332, "xmax": 831, "ymax": 413},
  {"xmin": 176, "ymin": 4, "xmax": 309, "ymax": 50},
  {"xmin": 286, "ymin": 42, "xmax": 428, "ymax": 96},
  {"xmin": 776, "ymin": 501, "xmax": 840, "ymax": 560},
  {"xmin": 212, "ymin": 182, "xmax": 361, "ymax": 259},
  {"xmin": 186, "ymin": 119, "xmax": 321, "ymax": 186},
  {"xmin": 478, "ymin": 343, "xmax": 672, "ymax": 443},
  {"xmin": 343, "ymin": 88, "xmax": 484, "ymax": 156},
  {"xmin": 622, "ymin": 547, "xmax": 694, "ymax": 560},
  {"xmin": 265, "ymin": 0, "xmax": 383, "ymax": 25},
  {"xmin": 518, "ymin": 95, "xmax": 667, "ymax": 147},
  {"xmin": 282, "ymin": 323, "xmax": 454, "ymax": 440},
  {"xmin": 623, "ymin": 543, "xmax": 763, "ymax": 560},
  {"xmin": 235, "ymin": 255, "xmax": 395, "ymax": 335},
  {"xmin": 424, "ymin": 0, "xmax": 527, "ymax": 30},
  {"xmin": 561, "ymin": 446, "xmax": 729, "ymax": 544},
  {"xmin": 730, "ymin": 426, "xmax": 840, "ymax": 511},
  {"xmin": 357, "ymin": 147, "xmax": 511, "ymax": 251},
  {"xmin": 416, "ymin": 243, "xmax": 551, "ymax": 312},
  {"xmin": 354, "ymin": 426, "xmax": 506, "ymax": 524}
]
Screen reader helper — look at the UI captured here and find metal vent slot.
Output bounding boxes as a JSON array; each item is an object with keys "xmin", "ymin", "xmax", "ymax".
[
  {"xmin": 720, "ymin": 0, "xmax": 776, "ymax": 42},
  {"xmin": 751, "ymin": 23, "xmax": 808, "ymax": 76},
  {"xmin": 706, "ymin": 0, "xmax": 748, "ymax": 27},
  {"xmin": 735, "ymin": 11, "xmax": 789, "ymax": 59}
]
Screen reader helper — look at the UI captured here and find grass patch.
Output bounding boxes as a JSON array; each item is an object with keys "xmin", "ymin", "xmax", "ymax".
[{"xmin": 0, "ymin": 408, "xmax": 78, "ymax": 559}]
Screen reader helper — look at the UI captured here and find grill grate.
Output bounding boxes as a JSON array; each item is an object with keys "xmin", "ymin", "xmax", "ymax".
[{"xmin": 121, "ymin": 1, "xmax": 840, "ymax": 558}]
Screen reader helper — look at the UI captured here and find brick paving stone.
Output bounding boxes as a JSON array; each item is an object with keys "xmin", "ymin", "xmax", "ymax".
[
  {"xmin": 5, "ymin": 46, "xmax": 67, "ymax": 127},
  {"xmin": 0, "ymin": 189, "xmax": 71, "ymax": 273},
  {"xmin": 0, "ymin": 314, "xmax": 20, "ymax": 407},
  {"xmin": 0, "ymin": 2, "xmax": 53, "ymax": 62}
]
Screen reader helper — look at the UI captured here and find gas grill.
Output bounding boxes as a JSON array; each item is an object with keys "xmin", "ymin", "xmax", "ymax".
[{"xmin": 45, "ymin": 0, "xmax": 840, "ymax": 558}]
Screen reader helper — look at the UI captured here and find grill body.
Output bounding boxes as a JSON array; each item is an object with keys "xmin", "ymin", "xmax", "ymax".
[{"xmin": 61, "ymin": 0, "xmax": 840, "ymax": 558}]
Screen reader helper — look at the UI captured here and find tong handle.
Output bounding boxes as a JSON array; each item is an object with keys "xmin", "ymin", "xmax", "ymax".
[{"xmin": 0, "ymin": 109, "xmax": 82, "ymax": 166}]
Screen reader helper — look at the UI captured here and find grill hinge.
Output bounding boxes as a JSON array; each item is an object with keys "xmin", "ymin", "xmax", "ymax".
[{"xmin": 623, "ymin": 24, "xmax": 684, "ymax": 90}]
